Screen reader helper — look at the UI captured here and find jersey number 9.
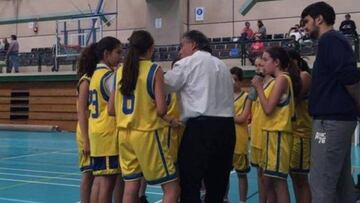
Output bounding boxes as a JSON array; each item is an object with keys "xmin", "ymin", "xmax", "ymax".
[{"xmin": 89, "ymin": 90, "xmax": 99, "ymax": 118}]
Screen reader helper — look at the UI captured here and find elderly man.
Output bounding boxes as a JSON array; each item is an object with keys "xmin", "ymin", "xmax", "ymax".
[{"xmin": 164, "ymin": 30, "xmax": 235, "ymax": 203}]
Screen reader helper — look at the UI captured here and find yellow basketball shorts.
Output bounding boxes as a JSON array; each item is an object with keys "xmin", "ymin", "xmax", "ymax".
[
  {"xmin": 250, "ymin": 146, "xmax": 262, "ymax": 168},
  {"xmin": 261, "ymin": 131, "xmax": 293, "ymax": 180},
  {"xmin": 290, "ymin": 136, "xmax": 310, "ymax": 174},
  {"xmin": 118, "ymin": 127, "xmax": 177, "ymax": 185},
  {"xmin": 91, "ymin": 155, "xmax": 120, "ymax": 176},
  {"xmin": 77, "ymin": 141, "xmax": 92, "ymax": 173},
  {"xmin": 165, "ymin": 126, "xmax": 184, "ymax": 163},
  {"xmin": 233, "ymin": 153, "xmax": 250, "ymax": 175}
]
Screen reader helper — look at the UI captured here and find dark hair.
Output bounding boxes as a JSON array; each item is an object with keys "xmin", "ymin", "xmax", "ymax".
[
  {"xmin": 287, "ymin": 49, "xmax": 310, "ymax": 72},
  {"xmin": 265, "ymin": 47, "xmax": 302, "ymax": 98},
  {"xmin": 183, "ymin": 30, "xmax": 212, "ymax": 54},
  {"xmin": 77, "ymin": 36, "xmax": 121, "ymax": 77},
  {"xmin": 245, "ymin": 21, "xmax": 250, "ymax": 26},
  {"xmin": 345, "ymin": 13, "xmax": 351, "ymax": 18},
  {"xmin": 230, "ymin": 66, "xmax": 243, "ymax": 81},
  {"xmin": 301, "ymin": 1, "xmax": 335, "ymax": 25},
  {"xmin": 11, "ymin": 35, "xmax": 17, "ymax": 40},
  {"xmin": 257, "ymin": 20, "xmax": 264, "ymax": 27},
  {"xmin": 120, "ymin": 30, "xmax": 154, "ymax": 96}
]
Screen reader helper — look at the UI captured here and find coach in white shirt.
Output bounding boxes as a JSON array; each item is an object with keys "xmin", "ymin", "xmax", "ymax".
[{"xmin": 165, "ymin": 30, "xmax": 235, "ymax": 202}]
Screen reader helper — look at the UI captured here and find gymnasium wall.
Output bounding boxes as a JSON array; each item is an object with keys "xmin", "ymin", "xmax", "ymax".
[
  {"xmin": 0, "ymin": 0, "xmax": 360, "ymax": 52},
  {"xmin": 188, "ymin": 0, "xmax": 360, "ymax": 37}
]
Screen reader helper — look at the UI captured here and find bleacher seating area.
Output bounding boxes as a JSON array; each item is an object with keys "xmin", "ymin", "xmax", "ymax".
[{"xmin": 0, "ymin": 34, "xmax": 358, "ymax": 71}]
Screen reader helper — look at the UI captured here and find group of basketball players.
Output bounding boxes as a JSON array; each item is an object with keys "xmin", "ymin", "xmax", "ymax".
[{"xmin": 73, "ymin": 21, "xmax": 316, "ymax": 203}]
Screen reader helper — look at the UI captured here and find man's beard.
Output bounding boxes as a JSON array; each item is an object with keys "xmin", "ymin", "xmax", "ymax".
[{"xmin": 309, "ymin": 26, "xmax": 320, "ymax": 40}]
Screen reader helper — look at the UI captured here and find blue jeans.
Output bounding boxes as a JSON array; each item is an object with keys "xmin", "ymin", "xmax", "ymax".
[{"xmin": 7, "ymin": 54, "xmax": 19, "ymax": 73}]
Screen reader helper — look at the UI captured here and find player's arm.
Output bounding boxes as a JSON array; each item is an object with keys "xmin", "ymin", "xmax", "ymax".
[
  {"xmin": 234, "ymin": 98, "xmax": 252, "ymax": 124},
  {"xmin": 154, "ymin": 66, "xmax": 167, "ymax": 117},
  {"xmin": 253, "ymin": 75, "xmax": 288, "ymax": 115},
  {"xmin": 297, "ymin": 71, "xmax": 311, "ymax": 103},
  {"xmin": 106, "ymin": 73, "xmax": 116, "ymax": 116},
  {"xmin": 108, "ymin": 91, "xmax": 115, "ymax": 116},
  {"xmin": 77, "ymin": 80, "xmax": 90, "ymax": 157}
]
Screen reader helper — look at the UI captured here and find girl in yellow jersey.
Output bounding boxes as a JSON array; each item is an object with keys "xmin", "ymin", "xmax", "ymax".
[
  {"xmin": 108, "ymin": 30, "xmax": 180, "ymax": 203},
  {"xmin": 252, "ymin": 47, "xmax": 300, "ymax": 203},
  {"xmin": 248, "ymin": 57, "xmax": 276, "ymax": 203},
  {"xmin": 164, "ymin": 59, "xmax": 184, "ymax": 163},
  {"xmin": 165, "ymin": 92, "xmax": 183, "ymax": 163},
  {"xmin": 229, "ymin": 67, "xmax": 251, "ymax": 203},
  {"xmin": 87, "ymin": 37, "xmax": 123, "ymax": 203},
  {"xmin": 76, "ymin": 46, "xmax": 97, "ymax": 203},
  {"xmin": 288, "ymin": 50, "xmax": 312, "ymax": 203}
]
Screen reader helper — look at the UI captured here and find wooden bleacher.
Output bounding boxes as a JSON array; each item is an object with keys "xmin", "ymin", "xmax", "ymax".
[{"xmin": 0, "ymin": 72, "xmax": 78, "ymax": 131}]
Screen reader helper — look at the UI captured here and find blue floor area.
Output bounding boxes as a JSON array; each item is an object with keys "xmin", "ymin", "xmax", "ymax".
[{"xmin": 0, "ymin": 130, "xmax": 358, "ymax": 203}]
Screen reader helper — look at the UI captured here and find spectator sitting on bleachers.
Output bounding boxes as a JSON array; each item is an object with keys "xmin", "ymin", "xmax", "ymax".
[
  {"xmin": 339, "ymin": 13, "xmax": 358, "ymax": 37},
  {"xmin": 248, "ymin": 34, "xmax": 265, "ymax": 65},
  {"xmin": 241, "ymin": 21, "xmax": 254, "ymax": 40}
]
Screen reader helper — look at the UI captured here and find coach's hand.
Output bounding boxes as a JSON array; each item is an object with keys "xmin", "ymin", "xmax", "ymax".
[{"xmin": 170, "ymin": 119, "xmax": 183, "ymax": 128}]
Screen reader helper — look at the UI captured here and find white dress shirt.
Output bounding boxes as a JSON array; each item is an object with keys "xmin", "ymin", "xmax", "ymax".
[{"xmin": 165, "ymin": 50, "xmax": 234, "ymax": 121}]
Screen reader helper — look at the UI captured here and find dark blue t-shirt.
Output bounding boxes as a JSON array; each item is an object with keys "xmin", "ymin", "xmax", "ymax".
[{"xmin": 309, "ymin": 30, "xmax": 360, "ymax": 120}]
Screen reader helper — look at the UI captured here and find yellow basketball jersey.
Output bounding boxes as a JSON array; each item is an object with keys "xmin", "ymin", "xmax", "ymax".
[
  {"xmin": 166, "ymin": 93, "xmax": 181, "ymax": 120},
  {"xmin": 234, "ymin": 91, "xmax": 249, "ymax": 154},
  {"xmin": 262, "ymin": 74, "xmax": 295, "ymax": 133},
  {"xmin": 115, "ymin": 60, "xmax": 167, "ymax": 131},
  {"xmin": 88, "ymin": 65, "xmax": 117, "ymax": 156},
  {"xmin": 76, "ymin": 74, "xmax": 91, "ymax": 144},
  {"xmin": 250, "ymin": 79, "xmax": 275, "ymax": 149},
  {"xmin": 293, "ymin": 96, "xmax": 312, "ymax": 138}
]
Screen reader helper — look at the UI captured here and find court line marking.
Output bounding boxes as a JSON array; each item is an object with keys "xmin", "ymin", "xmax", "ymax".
[
  {"xmin": 0, "ymin": 197, "xmax": 42, "ymax": 203},
  {"xmin": 0, "ymin": 167, "xmax": 79, "ymax": 176},
  {"xmin": 0, "ymin": 142, "xmax": 77, "ymax": 152},
  {"xmin": 247, "ymin": 191, "xmax": 259, "ymax": 200},
  {"xmin": 53, "ymin": 152, "xmax": 77, "ymax": 155},
  {"xmin": 0, "ymin": 172, "xmax": 80, "ymax": 181},
  {"xmin": 0, "ymin": 160, "xmax": 77, "ymax": 169},
  {"xmin": 0, "ymin": 152, "xmax": 55, "ymax": 160},
  {"xmin": 0, "ymin": 150, "xmax": 76, "ymax": 160},
  {"xmin": 145, "ymin": 191, "xmax": 162, "ymax": 195},
  {"xmin": 147, "ymin": 185, "xmax": 161, "ymax": 189},
  {"xmin": 0, "ymin": 177, "xmax": 79, "ymax": 187}
]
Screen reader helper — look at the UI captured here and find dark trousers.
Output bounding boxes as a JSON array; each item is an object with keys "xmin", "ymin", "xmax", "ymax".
[{"xmin": 178, "ymin": 116, "xmax": 235, "ymax": 203}]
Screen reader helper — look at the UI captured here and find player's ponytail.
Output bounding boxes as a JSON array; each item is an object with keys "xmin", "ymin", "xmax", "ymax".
[
  {"xmin": 121, "ymin": 30, "xmax": 154, "ymax": 96},
  {"xmin": 77, "ymin": 36, "xmax": 121, "ymax": 78}
]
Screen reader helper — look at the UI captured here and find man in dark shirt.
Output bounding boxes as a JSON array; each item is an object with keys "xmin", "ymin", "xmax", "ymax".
[
  {"xmin": 339, "ymin": 13, "xmax": 357, "ymax": 36},
  {"xmin": 302, "ymin": 2, "xmax": 360, "ymax": 203}
]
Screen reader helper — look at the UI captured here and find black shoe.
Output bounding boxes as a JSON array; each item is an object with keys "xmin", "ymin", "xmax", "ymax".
[{"xmin": 139, "ymin": 195, "xmax": 149, "ymax": 203}]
